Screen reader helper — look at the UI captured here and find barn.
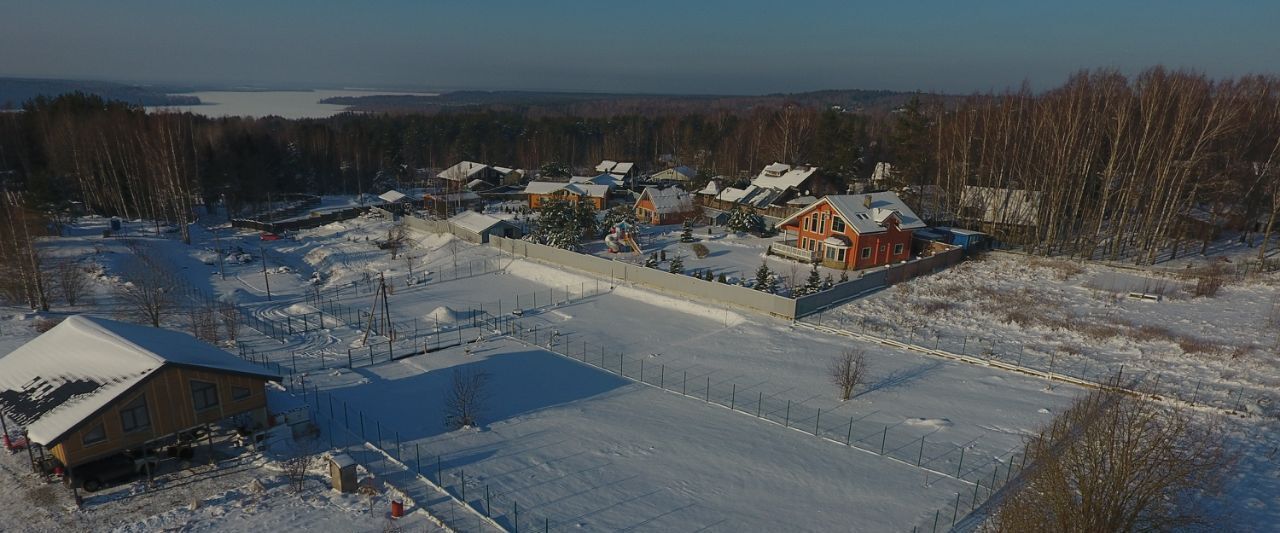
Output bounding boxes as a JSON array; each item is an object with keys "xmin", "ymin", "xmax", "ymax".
[{"xmin": 0, "ymin": 316, "xmax": 280, "ymax": 487}]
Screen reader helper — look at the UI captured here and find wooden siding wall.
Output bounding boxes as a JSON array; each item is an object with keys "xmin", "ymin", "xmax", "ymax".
[{"xmin": 50, "ymin": 367, "xmax": 268, "ymax": 468}]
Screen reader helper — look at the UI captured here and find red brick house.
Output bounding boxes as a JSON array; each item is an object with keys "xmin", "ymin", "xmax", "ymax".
[{"xmin": 772, "ymin": 193, "xmax": 927, "ymax": 270}]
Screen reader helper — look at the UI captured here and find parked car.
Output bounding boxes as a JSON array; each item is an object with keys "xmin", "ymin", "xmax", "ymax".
[{"xmin": 67, "ymin": 454, "xmax": 138, "ymax": 492}]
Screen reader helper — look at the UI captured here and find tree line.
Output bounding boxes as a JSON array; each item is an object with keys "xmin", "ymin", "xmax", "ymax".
[{"xmin": 894, "ymin": 67, "xmax": 1280, "ymax": 264}]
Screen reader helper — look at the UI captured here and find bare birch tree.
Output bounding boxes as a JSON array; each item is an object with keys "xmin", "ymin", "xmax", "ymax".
[{"xmin": 829, "ymin": 348, "xmax": 869, "ymax": 401}]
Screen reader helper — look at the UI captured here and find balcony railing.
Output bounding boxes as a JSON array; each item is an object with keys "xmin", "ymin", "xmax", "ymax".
[{"xmin": 769, "ymin": 241, "xmax": 817, "ymax": 262}]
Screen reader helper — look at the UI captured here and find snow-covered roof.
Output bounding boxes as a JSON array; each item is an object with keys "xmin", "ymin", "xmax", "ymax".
[
  {"xmin": 438, "ymin": 161, "xmax": 490, "ymax": 182},
  {"xmin": 786, "ymin": 196, "xmax": 818, "ymax": 206},
  {"xmin": 523, "ymin": 182, "xmax": 610, "ymax": 198},
  {"xmin": 570, "ymin": 174, "xmax": 623, "ymax": 187},
  {"xmin": 595, "ymin": 160, "xmax": 618, "ymax": 173},
  {"xmin": 637, "ymin": 187, "xmax": 694, "ymax": 214},
  {"xmin": 378, "ymin": 190, "xmax": 409, "ymax": 203},
  {"xmin": 0, "ymin": 316, "xmax": 280, "ymax": 445},
  {"xmin": 448, "ymin": 211, "xmax": 511, "ymax": 234},
  {"xmin": 779, "ymin": 192, "xmax": 927, "ymax": 235},
  {"xmin": 491, "ymin": 166, "xmax": 515, "ymax": 175},
  {"xmin": 750, "ymin": 163, "xmax": 819, "ymax": 191},
  {"xmin": 611, "ymin": 162, "xmax": 634, "ymax": 175},
  {"xmin": 959, "ymin": 186, "xmax": 1042, "ymax": 226},
  {"xmin": 649, "ymin": 166, "xmax": 696, "ymax": 182},
  {"xmin": 466, "ymin": 179, "xmax": 492, "ymax": 190},
  {"xmin": 698, "ymin": 181, "xmax": 720, "ymax": 195}
]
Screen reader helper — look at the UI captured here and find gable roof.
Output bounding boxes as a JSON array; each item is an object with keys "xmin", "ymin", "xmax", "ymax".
[
  {"xmin": 959, "ymin": 186, "xmax": 1042, "ymax": 226},
  {"xmin": 0, "ymin": 316, "xmax": 279, "ymax": 445},
  {"xmin": 650, "ymin": 166, "xmax": 696, "ymax": 181},
  {"xmin": 636, "ymin": 187, "xmax": 694, "ymax": 214},
  {"xmin": 379, "ymin": 189, "xmax": 409, "ymax": 203},
  {"xmin": 570, "ymin": 174, "xmax": 623, "ymax": 187},
  {"xmin": 779, "ymin": 192, "xmax": 928, "ymax": 234},
  {"xmin": 449, "ymin": 211, "xmax": 512, "ymax": 234},
  {"xmin": 751, "ymin": 163, "xmax": 819, "ymax": 191},
  {"xmin": 523, "ymin": 181, "xmax": 610, "ymax": 199},
  {"xmin": 438, "ymin": 161, "xmax": 490, "ymax": 182}
]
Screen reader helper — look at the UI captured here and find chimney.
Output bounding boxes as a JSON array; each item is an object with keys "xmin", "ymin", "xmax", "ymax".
[{"xmin": 863, "ymin": 194, "xmax": 873, "ymax": 208}]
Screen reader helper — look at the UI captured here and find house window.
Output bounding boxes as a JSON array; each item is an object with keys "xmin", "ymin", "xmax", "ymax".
[
  {"xmin": 803, "ymin": 217, "xmax": 811, "ymax": 231},
  {"xmin": 818, "ymin": 213, "xmax": 827, "ymax": 233},
  {"xmin": 832, "ymin": 216, "xmax": 845, "ymax": 233},
  {"xmin": 838, "ymin": 248, "xmax": 847, "ymax": 262},
  {"xmin": 861, "ymin": 247, "xmax": 871, "ymax": 259},
  {"xmin": 894, "ymin": 243, "xmax": 905, "ymax": 255},
  {"xmin": 119, "ymin": 394, "xmax": 151, "ymax": 433},
  {"xmin": 807, "ymin": 239, "xmax": 815, "ymax": 251},
  {"xmin": 826, "ymin": 247, "xmax": 835, "ymax": 260},
  {"xmin": 82, "ymin": 423, "xmax": 107, "ymax": 446},
  {"xmin": 191, "ymin": 380, "xmax": 220, "ymax": 412},
  {"xmin": 232, "ymin": 386, "xmax": 251, "ymax": 401}
]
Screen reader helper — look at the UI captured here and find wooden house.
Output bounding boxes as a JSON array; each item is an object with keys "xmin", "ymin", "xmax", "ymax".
[
  {"xmin": 772, "ymin": 193, "xmax": 927, "ymax": 270},
  {"xmin": 523, "ymin": 182, "xmax": 610, "ymax": 210},
  {"xmin": 0, "ymin": 316, "xmax": 280, "ymax": 471},
  {"xmin": 634, "ymin": 186, "xmax": 697, "ymax": 225}
]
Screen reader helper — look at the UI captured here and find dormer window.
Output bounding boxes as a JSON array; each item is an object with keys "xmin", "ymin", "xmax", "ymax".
[{"xmin": 831, "ymin": 216, "xmax": 845, "ymax": 233}]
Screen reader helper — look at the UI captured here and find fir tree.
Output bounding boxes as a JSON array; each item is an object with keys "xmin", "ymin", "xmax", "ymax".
[
  {"xmin": 644, "ymin": 253, "xmax": 659, "ymax": 268},
  {"xmin": 726, "ymin": 207, "xmax": 763, "ymax": 234},
  {"xmin": 717, "ymin": 273, "xmax": 728, "ymax": 284},
  {"xmin": 679, "ymin": 219, "xmax": 695, "ymax": 242},
  {"xmin": 660, "ymin": 249, "xmax": 667, "ymax": 261},
  {"xmin": 754, "ymin": 261, "xmax": 776, "ymax": 293},
  {"xmin": 669, "ymin": 256, "xmax": 684, "ymax": 274},
  {"xmin": 796, "ymin": 264, "xmax": 822, "ymax": 296}
]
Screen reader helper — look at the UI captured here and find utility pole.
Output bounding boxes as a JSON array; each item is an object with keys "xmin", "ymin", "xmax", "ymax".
[{"xmin": 260, "ymin": 245, "xmax": 272, "ymax": 301}]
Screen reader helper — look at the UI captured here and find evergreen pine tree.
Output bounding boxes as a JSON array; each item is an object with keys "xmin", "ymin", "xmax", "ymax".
[
  {"xmin": 644, "ymin": 253, "xmax": 659, "ymax": 268},
  {"xmin": 796, "ymin": 264, "xmax": 822, "ymax": 296},
  {"xmin": 660, "ymin": 249, "xmax": 667, "ymax": 261},
  {"xmin": 717, "ymin": 273, "xmax": 728, "ymax": 284},
  {"xmin": 669, "ymin": 256, "xmax": 684, "ymax": 274},
  {"xmin": 679, "ymin": 219, "xmax": 695, "ymax": 242},
  {"xmin": 754, "ymin": 261, "xmax": 775, "ymax": 293}
]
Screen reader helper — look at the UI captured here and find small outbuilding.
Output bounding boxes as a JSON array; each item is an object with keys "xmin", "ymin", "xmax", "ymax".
[{"xmin": 448, "ymin": 211, "xmax": 523, "ymax": 243}]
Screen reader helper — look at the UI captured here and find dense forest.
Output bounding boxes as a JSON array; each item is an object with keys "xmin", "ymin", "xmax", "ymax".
[{"xmin": 1, "ymin": 67, "xmax": 1278, "ymax": 310}]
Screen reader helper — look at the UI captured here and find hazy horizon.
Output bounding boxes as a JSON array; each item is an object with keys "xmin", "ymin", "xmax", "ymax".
[{"xmin": 3, "ymin": 1, "xmax": 1278, "ymax": 96}]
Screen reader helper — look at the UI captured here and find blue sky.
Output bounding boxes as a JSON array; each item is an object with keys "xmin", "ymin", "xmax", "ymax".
[{"xmin": 2, "ymin": 0, "xmax": 1276, "ymax": 94}]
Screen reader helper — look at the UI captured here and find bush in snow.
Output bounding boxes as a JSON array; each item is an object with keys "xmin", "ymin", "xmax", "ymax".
[
  {"xmin": 644, "ymin": 253, "xmax": 659, "ymax": 269},
  {"xmin": 990, "ymin": 387, "xmax": 1230, "ymax": 532},
  {"xmin": 691, "ymin": 243, "xmax": 710, "ymax": 258},
  {"xmin": 668, "ymin": 256, "xmax": 684, "ymax": 274}
]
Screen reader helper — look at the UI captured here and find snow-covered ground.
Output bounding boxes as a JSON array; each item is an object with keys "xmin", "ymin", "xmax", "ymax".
[
  {"xmin": 580, "ymin": 222, "xmax": 852, "ymax": 294},
  {"xmin": 3, "ymin": 203, "xmax": 1277, "ymax": 531},
  {"xmin": 814, "ymin": 252, "xmax": 1280, "ymax": 417}
]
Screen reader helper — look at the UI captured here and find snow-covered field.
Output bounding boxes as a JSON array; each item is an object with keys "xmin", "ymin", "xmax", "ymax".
[
  {"xmin": 2, "ymin": 201, "xmax": 1277, "ymax": 531},
  {"xmin": 815, "ymin": 252, "xmax": 1280, "ymax": 417}
]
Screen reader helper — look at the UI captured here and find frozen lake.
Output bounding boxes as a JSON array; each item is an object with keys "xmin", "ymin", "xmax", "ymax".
[{"xmin": 148, "ymin": 89, "xmax": 436, "ymax": 119}]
